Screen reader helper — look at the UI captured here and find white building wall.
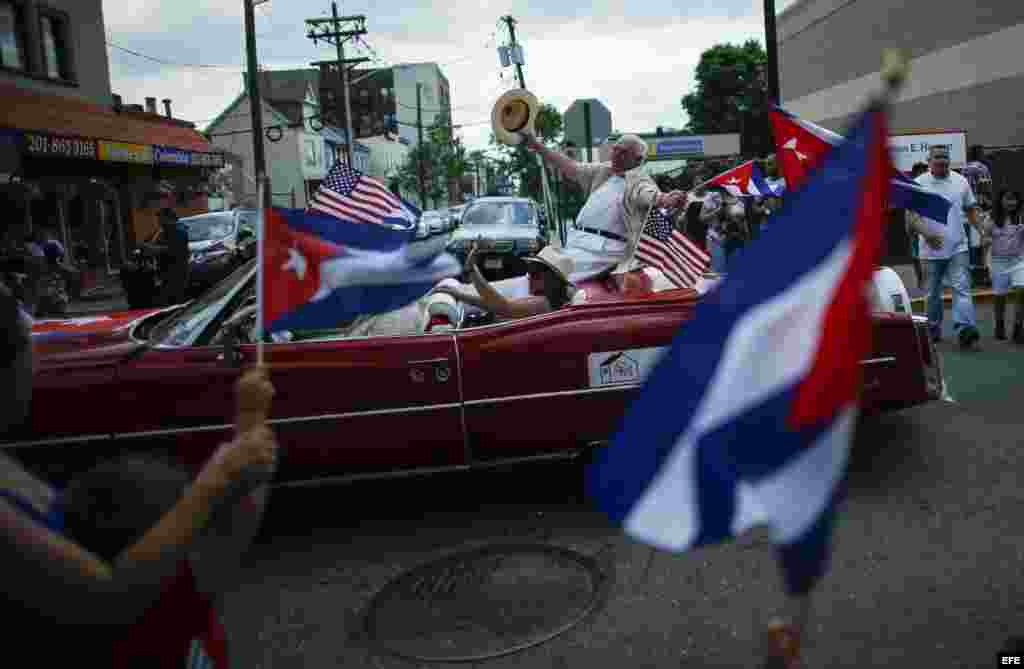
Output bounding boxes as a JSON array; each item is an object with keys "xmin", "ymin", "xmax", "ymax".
[
  {"xmin": 359, "ymin": 135, "xmax": 410, "ymax": 180},
  {"xmin": 207, "ymin": 95, "xmax": 304, "ymax": 207},
  {"xmin": 392, "ymin": 63, "xmax": 447, "ymax": 148}
]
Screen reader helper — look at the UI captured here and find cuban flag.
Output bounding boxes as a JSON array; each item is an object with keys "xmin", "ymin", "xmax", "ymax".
[
  {"xmin": 703, "ymin": 160, "xmax": 777, "ymax": 199},
  {"xmin": 770, "ymin": 104, "xmax": 949, "ymax": 223},
  {"xmin": 588, "ymin": 103, "xmax": 890, "ymax": 596},
  {"xmin": 262, "ymin": 163, "xmax": 461, "ymax": 333}
]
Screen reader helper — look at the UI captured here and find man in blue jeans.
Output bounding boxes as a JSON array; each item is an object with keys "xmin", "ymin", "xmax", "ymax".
[{"xmin": 909, "ymin": 145, "xmax": 983, "ymax": 350}]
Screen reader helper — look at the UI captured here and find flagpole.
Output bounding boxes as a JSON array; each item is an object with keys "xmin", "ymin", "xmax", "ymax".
[
  {"xmin": 758, "ymin": 49, "xmax": 910, "ymax": 669},
  {"xmin": 256, "ymin": 178, "xmax": 266, "ymax": 366}
]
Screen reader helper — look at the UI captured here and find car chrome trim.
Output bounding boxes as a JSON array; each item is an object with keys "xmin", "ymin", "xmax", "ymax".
[
  {"xmin": 406, "ymin": 357, "xmax": 450, "ymax": 365},
  {"xmin": 859, "ymin": 356, "xmax": 898, "ymax": 366},
  {"xmin": 452, "ymin": 337, "xmax": 473, "ymax": 465},
  {"xmin": 272, "ymin": 450, "xmax": 582, "ymax": 490},
  {"xmin": 464, "ymin": 384, "xmax": 641, "ymax": 407},
  {"xmin": 1, "ymin": 433, "xmax": 114, "ymax": 449}
]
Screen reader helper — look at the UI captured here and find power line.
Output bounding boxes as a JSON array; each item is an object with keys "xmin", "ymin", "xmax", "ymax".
[{"xmin": 106, "ymin": 40, "xmax": 243, "ymax": 71}]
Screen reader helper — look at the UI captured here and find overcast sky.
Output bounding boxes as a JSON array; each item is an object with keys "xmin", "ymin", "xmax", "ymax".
[{"xmin": 102, "ymin": 0, "xmax": 798, "ymax": 153}]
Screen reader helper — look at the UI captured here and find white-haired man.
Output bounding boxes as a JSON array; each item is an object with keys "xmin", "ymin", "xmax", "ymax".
[{"xmin": 521, "ymin": 132, "xmax": 688, "ymax": 282}]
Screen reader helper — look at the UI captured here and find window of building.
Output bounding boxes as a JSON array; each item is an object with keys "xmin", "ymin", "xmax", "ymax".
[
  {"xmin": 0, "ymin": 2, "xmax": 26, "ymax": 70},
  {"xmin": 39, "ymin": 10, "xmax": 73, "ymax": 81}
]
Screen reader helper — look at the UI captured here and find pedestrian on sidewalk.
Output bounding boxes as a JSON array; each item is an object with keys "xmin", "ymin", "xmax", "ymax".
[
  {"xmin": 908, "ymin": 145, "xmax": 984, "ymax": 349},
  {"xmin": 981, "ymin": 189, "xmax": 1024, "ymax": 342}
]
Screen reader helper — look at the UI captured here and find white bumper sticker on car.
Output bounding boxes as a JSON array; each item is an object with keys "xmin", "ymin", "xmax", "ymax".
[{"xmin": 587, "ymin": 347, "xmax": 668, "ymax": 388}]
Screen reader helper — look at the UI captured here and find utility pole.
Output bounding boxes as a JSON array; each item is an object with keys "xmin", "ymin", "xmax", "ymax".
[
  {"xmin": 305, "ymin": 5, "xmax": 368, "ymax": 168},
  {"xmin": 764, "ymin": 0, "xmax": 780, "ymax": 103},
  {"xmin": 501, "ymin": 16, "xmax": 527, "ymax": 90},
  {"xmin": 243, "ymin": 0, "xmax": 270, "ymax": 208},
  {"xmin": 500, "ymin": 15, "xmax": 560, "ymax": 240},
  {"xmin": 416, "ymin": 83, "xmax": 427, "ymax": 208}
]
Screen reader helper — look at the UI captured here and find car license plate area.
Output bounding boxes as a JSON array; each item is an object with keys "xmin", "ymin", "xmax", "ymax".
[{"xmin": 485, "ymin": 257, "xmax": 503, "ymax": 269}]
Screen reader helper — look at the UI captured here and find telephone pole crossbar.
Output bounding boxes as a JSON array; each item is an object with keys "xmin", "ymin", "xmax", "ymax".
[{"xmin": 304, "ymin": 4, "xmax": 368, "ymax": 168}]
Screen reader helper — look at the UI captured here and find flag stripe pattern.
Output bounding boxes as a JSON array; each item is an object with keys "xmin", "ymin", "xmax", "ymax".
[
  {"xmin": 636, "ymin": 207, "xmax": 711, "ymax": 289},
  {"xmin": 704, "ymin": 160, "xmax": 778, "ymax": 199},
  {"xmin": 262, "ymin": 161, "xmax": 461, "ymax": 333},
  {"xmin": 309, "ymin": 162, "xmax": 419, "ymax": 230},
  {"xmin": 588, "ymin": 104, "xmax": 890, "ymax": 596}
]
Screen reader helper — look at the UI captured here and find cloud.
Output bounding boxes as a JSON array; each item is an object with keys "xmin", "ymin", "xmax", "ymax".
[{"xmin": 102, "ymin": 0, "xmax": 769, "ymax": 153}]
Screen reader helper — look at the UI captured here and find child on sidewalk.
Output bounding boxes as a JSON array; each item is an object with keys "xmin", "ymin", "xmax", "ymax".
[{"xmin": 981, "ymin": 189, "xmax": 1024, "ymax": 342}]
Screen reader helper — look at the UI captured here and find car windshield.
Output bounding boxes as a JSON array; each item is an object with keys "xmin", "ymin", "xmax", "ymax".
[
  {"xmin": 147, "ymin": 260, "xmax": 255, "ymax": 347},
  {"xmin": 183, "ymin": 214, "xmax": 235, "ymax": 242},
  {"xmin": 463, "ymin": 202, "xmax": 534, "ymax": 226}
]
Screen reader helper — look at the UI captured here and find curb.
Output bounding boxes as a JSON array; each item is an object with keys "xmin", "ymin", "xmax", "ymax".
[{"xmin": 909, "ymin": 290, "xmax": 995, "ymax": 313}]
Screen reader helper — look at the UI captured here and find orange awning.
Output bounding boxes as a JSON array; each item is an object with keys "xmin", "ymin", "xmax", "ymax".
[{"xmin": 0, "ymin": 82, "xmax": 214, "ymax": 153}]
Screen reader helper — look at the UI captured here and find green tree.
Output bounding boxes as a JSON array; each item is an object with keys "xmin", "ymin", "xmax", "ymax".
[
  {"xmin": 396, "ymin": 112, "xmax": 471, "ymax": 209},
  {"xmin": 681, "ymin": 40, "xmax": 772, "ymax": 157}
]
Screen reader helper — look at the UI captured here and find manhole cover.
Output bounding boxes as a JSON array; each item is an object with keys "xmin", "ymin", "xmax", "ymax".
[{"xmin": 363, "ymin": 543, "xmax": 613, "ymax": 663}]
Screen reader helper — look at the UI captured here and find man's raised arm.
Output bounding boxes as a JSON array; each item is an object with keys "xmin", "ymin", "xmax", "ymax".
[{"xmin": 520, "ymin": 131, "xmax": 580, "ymax": 183}]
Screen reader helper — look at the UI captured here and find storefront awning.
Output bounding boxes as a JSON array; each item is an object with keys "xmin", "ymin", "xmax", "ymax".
[{"xmin": 0, "ymin": 82, "xmax": 223, "ymax": 169}]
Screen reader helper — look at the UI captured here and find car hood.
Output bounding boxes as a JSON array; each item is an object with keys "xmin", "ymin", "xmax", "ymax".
[
  {"xmin": 32, "ymin": 307, "xmax": 175, "ymax": 358},
  {"xmin": 451, "ymin": 222, "xmax": 538, "ymax": 243}
]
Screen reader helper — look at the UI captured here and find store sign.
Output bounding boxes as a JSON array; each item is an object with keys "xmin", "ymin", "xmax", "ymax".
[
  {"xmin": 154, "ymin": 145, "xmax": 192, "ymax": 166},
  {"xmin": 98, "ymin": 140, "xmax": 153, "ymax": 164},
  {"xmin": 24, "ymin": 131, "xmax": 97, "ymax": 160},
  {"xmin": 191, "ymin": 152, "xmax": 224, "ymax": 168},
  {"xmin": 651, "ymin": 137, "xmax": 705, "ymax": 159},
  {"xmin": 889, "ymin": 131, "xmax": 967, "ymax": 172}
]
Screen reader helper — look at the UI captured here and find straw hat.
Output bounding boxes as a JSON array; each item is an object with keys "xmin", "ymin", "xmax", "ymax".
[
  {"xmin": 523, "ymin": 246, "xmax": 574, "ymax": 284},
  {"xmin": 491, "ymin": 88, "xmax": 539, "ymax": 146}
]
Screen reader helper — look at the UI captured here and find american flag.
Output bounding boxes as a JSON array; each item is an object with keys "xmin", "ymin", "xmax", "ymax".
[
  {"xmin": 635, "ymin": 207, "xmax": 711, "ymax": 289},
  {"xmin": 307, "ymin": 161, "xmax": 418, "ymax": 229}
]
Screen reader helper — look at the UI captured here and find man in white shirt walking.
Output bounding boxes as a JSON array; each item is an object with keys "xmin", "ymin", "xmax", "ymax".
[
  {"xmin": 521, "ymin": 132, "xmax": 687, "ymax": 283},
  {"xmin": 908, "ymin": 145, "xmax": 983, "ymax": 350}
]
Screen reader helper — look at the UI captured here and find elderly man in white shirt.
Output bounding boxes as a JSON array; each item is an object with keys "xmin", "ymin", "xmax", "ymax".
[{"xmin": 521, "ymin": 132, "xmax": 688, "ymax": 283}]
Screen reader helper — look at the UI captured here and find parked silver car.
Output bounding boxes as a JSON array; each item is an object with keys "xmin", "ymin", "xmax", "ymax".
[{"xmin": 446, "ymin": 197, "xmax": 545, "ymax": 277}]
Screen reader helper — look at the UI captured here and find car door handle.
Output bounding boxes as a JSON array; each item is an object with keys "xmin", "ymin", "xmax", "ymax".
[
  {"xmin": 217, "ymin": 350, "xmax": 249, "ymax": 364},
  {"xmin": 407, "ymin": 358, "xmax": 452, "ymax": 383}
]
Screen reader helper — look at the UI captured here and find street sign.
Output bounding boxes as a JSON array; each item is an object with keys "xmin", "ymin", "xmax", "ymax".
[{"xmin": 564, "ymin": 99, "xmax": 611, "ymax": 149}]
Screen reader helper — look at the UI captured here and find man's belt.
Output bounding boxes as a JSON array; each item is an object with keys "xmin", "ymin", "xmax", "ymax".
[{"xmin": 573, "ymin": 225, "xmax": 627, "ymax": 243}]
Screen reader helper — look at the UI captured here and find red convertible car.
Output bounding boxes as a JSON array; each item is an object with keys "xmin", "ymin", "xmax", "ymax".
[{"xmin": 7, "ymin": 260, "xmax": 944, "ymax": 486}]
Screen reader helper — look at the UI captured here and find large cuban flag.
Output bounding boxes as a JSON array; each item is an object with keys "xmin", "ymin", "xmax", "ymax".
[
  {"xmin": 588, "ymin": 102, "xmax": 890, "ymax": 596},
  {"xmin": 770, "ymin": 104, "xmax": 950, "ymax": 223},
  {"xmin": 262, "ymin": 163, "xmax": 461, "ymax": 333}
]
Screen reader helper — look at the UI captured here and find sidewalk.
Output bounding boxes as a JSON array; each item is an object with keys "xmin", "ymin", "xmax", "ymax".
[
  {"xmin": 888, "ymin": 263, "xmax": 995, "ymax": 313},
  {"xmin": 66, "ymin": 273, "xmax": 129, "ymax": 316}
]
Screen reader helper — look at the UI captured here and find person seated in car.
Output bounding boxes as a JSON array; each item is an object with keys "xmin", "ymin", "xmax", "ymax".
[{"xmin": 433, "ymin": 243, "xmax": 577, "ymax": 320}]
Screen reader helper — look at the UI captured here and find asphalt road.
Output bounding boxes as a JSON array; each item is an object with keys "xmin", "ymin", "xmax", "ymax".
[{"xmin": 219, "ymin": 303, "xmax": 1024, "ymax": 668}]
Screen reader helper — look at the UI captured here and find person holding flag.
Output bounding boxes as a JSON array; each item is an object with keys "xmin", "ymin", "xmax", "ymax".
[{"xmin": 587, "ymin": 51, "xmax": 911, "ymax": 668}]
